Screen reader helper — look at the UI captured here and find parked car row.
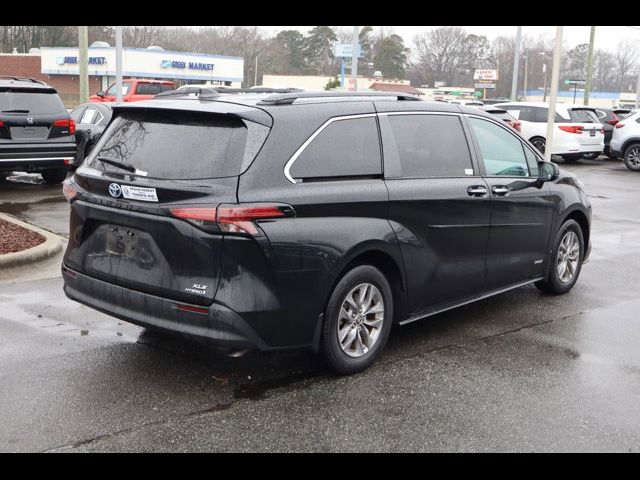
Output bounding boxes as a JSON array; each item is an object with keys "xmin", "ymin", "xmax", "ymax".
[{"xmin": 61, "ymin": 87, "xmax": 592, "ymax": 374}]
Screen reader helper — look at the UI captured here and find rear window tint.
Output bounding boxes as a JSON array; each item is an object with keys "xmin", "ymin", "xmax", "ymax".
[
  {"xmin": 86, "ymin": 110, "xmax": 269, "ymax": 180},
  {"xmin": 0, "ymin": 91, "xmax": 66, "ymax": 115},
  {"xmin": 387, "ymin": 114, "xmax": 473, "ymax": 178},
  {"xmin": 569, "ymin": 109, "xmax": 599, "ymax": 123},
  {"xmin": 290, "ymin": 117, "xmax": 381, "ymax": 180},
  {"xmin": 135, "ymin": 83, "xmax": 174, "ymax": 95}
]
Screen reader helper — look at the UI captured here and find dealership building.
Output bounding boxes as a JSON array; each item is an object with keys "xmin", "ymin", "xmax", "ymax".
[{"xmin": 0, "ymin": 45, "xmax": 244, "ymax": 106}]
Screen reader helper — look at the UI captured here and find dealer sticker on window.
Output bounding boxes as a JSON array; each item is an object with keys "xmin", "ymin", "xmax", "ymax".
[{"xmin": 121, "ymin": 185, "xmax": 159, "ymax": 202}]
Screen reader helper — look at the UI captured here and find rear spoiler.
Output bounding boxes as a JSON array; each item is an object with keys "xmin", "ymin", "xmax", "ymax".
[
  {"xmin": 0, "ymin": 86, "xmax": 57, "ymax": 94},
  {"xmin": 110, "ymin": 100, "xmax": 273, "ymax": 127}
]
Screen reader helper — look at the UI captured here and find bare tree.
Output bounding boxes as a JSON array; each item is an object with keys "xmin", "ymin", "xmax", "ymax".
[{"xmin": 614, "ymin": 38, "xmax": 638, "ymax": 91}]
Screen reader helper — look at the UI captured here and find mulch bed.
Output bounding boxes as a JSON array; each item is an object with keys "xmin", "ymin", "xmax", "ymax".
[{"xmin": 0, "ymin": 219, "xmax": 46, "ymax": 255}]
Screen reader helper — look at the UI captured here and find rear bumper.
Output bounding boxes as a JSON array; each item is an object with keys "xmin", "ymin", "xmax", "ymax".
[
  {"xmin": 62, "ymin": 264, "xmax": 270, "ymax": 351},
  {"xmin": 552, "ymin": 140, "xmax": 603, "ymax": 155},
  {"xmin": 0, "ymin": 142, "xmax": 76, "ymax": 171}
]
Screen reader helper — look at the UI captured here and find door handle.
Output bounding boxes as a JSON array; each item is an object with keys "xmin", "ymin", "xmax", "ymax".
[
  {"xmin": 467, "ymin": 185, "xmax": 488, "ymax": 197},
  {"xmin": 491, "ymin": 185, "xmax": 510, "ymax": 196}
]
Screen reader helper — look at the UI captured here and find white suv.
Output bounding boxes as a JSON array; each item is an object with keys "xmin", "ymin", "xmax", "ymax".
[
  {"xmin": 496, "ymin": 102, "xmax": 604, "ymax": 162},
  {"xmin": 609, "ymin": 110, "xmax": 640, "ymax": 171}
]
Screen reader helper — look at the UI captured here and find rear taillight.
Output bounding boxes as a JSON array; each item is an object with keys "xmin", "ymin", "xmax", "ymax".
[
  {"xmin": 62, "ymin": 177, "xmax": 80, "ymax": 202},
  {"xmin": 559, "ymin": 125, "xmax": 584, "ymax": 134},
  {"xmin": 0, "ymin": 120, "xmax": 4, "ymax": 127},
  {"xmin": 169, "ymin": 203, "xmax": 295, "ymax": 235},
  {"xmin": 607, "ymin": 113, "xmax": 620, "ymax": 126},
  {"xmin": 53, "ymin": 118, "xmax": 76, "ymax": 135},
  {"xmin": 616, "ymin": 123, "xmax": 625, "ymax": 129},
  {"xmin": 513, "ymin": 121, "xmax": 522, "ymax": 132}
]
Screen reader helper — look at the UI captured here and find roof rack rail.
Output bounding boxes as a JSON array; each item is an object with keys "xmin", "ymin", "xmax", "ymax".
[
  {"xmin": 155, "ymin": 86, "xmax": 221, "ymax": 99},
  {"xmin": 215, "ymin": 87, "xmax": 303, "ymax": 94},
  {"xmin": 0, "ymin": 75, "xmax": 46, "ymax": 85},
  {"xmin": 257, "ymin": 91, "xmax": 421, "ymax": 105}
]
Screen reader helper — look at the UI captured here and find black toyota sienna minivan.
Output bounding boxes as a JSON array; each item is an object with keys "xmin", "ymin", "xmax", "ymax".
[{"xmin": 62, "ymin": 90, "xmax": 591, "ymax": 374}]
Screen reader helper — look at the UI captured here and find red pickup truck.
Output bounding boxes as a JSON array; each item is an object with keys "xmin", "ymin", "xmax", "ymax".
[{"xmin": 90, "ymin": 79, "xmax": 175, "ymax": 103}]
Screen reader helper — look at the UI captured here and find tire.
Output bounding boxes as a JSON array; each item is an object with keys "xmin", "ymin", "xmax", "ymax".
[
  {"xmin": 321, "ymin": 265, "xmax": 393, "ymax": 375},
  {"xmin": 530, "ymin": 137, "xmax": 546, "ymax": 154},
  {"xmin": 623, "ymin": 143, "xmax": 640, "ymax": 172},
  {"xmin": 581, "ymin": 152, "xmax": 599, "ymax": 160},
  {"xmin": 562, "ymin": 154, "xmax": 581, "ymax": 163},
  {"xmin": 535, "ymin": 219, "xmax": 584, "ymax": 295},
  {"xmin": 41, "ymin": 168, "xmax": 68, "ymax": 184}
]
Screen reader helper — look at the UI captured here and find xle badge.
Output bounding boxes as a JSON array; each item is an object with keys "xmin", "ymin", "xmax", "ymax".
[{"xmin": 185, "ymin": 284, "xmax": 208, "ymax": 296}]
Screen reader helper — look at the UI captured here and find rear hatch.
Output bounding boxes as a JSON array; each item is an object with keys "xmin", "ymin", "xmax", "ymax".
[
  {"xmin": 0, "ymin": 87, "xmax": 74, "ymax": 143},
  {"xmin": 64, "ymin": 101, "xmax": 272, "ymax": 306},
  {"xmin": 560, "ymin": 108, "xmax": 603, "ymax": 146}
]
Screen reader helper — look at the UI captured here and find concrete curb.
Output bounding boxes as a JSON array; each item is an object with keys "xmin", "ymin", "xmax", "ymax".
[{"xmin": 0, "ymin": 213, "xmax": 63, "ymax": 270}]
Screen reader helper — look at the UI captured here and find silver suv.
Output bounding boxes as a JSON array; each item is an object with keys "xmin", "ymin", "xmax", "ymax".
[{"xmin": 610, "ymin": 110, "xmax": 640, "ymax": 171}]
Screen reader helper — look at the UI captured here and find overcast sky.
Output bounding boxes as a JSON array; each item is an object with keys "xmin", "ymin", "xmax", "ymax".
[{"xmin": 264, "ymin": 26, "xmax": 640, "ymax": 53}]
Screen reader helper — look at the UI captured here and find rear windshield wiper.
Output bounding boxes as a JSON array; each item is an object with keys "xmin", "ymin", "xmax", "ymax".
[
  {"xmin": 2, "ymin": 109, "xmax": 30, "ymax": 113},
  {"xmin": 96, "ymin": 156, "xmax": 136, "ymax": 173}
]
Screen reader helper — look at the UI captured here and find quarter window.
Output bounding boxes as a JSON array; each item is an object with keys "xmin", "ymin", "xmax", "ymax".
[
  {"xmin": 386, "ymin": 114, "xmax": 473, "ymax": 177},
  {"xmin": 469, "ymin": 117, "xmax": 530, "ymax": 177},
  {"xmin": 289, "ymin": 117, "xmax": 381, "ymax": 180},
  {"xmin": 80, "ymin": 107, "xmax": 100, "ymax": 124}
]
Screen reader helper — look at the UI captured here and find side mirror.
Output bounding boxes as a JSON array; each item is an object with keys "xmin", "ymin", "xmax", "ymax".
[
  {"xmin": 539, "ymin": 161, "xmax": 559, "ymax": 182},
  {"xmin": 96, "ymin": 90, "xmax": 105, "ymax": 98}
]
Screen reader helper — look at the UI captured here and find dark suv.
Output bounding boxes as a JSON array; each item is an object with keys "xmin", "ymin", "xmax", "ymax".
[
  {"xmin": 61, "ymin": 90, "xmax": 592, "ymax": 374},
  {"xmin": 0, "ymin": 76, "xmax": 76, "ymax": 183}
]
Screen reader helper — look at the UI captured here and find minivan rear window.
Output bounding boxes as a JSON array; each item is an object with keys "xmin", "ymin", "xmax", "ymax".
[
  {"xmin": 0, "ymin": 91, "xmax": 66, "ymax": 115},
  {"xmin": 86, "ymin": 109, "xmax": 269, "ymax": 180},
  {"xmin": 569, "ymin": 109, "xmax": 599, "ymax": 123}
]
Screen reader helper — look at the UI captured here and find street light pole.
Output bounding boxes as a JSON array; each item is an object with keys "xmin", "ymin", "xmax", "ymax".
[
  {"xmin": 523, "ymin": 54, "xmax": 528, "ymax": 102},
  {"xmin": 115, "ymin": 26, "xmax": 123, "ymax": 104},
  {"xmin": 78, "ymin": 26, "xmax": 89, "ymax": 104},
  {"xmin": 543, "ymin": 63, "xmax": 548, "ymax": 102},
  {"xmin": 510, "ymin": 26, "xmax": 522, "ymax": 100},
  {"xmin": 351, "ymin": 26, "xmax": 359, "ymax": 91},
  {"xmin": 544, "ymin": 26, "xmax": 564, "ymax": 162}
]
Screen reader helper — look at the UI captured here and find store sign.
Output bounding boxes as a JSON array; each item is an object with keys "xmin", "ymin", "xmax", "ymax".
[
  {"xmin": 161, "ymin": 59, "xmax": 214, "ymax": 71},
  {"xmin": 56, "ymin": 56, "xmax": 107, "ymax": 65},
  {"xmin": 473, "ymin": 69, "xmax": 498, "ymax": 81},
  {"xmin": 334, "ymin": 43, "xmax": 362, "ymax": 58},
  {"xmin": 475, "ymin": 83, "xmax": 496, "ymax": 89}
]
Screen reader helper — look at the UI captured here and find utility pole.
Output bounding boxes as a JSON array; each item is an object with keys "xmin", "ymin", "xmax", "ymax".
[
  {"xmin": 115, "ymin": 26, "xmax": 123, "ymax": 104},
  {"xmin": 254, "ymin": 53, "xmax": 258, "ymax": 87},
  {"xmin": 543, "ymin": 63, "xmax": 548, "ymax": 102},
  {"xmin": 351, "ymin": 26, "xmax": 359, "ymax": 91},
  {"xmin": 510, "ymin": 26, "xmax": 522, "ymax": 100},
  {"xmin": 635, "ymin": 71, "xmax": 640, "ymax": 109},
  {"xmin": 78, "ymin": 26, "xmax": 89, "ymax": 104},
  {"xmin": 583, "ymin": 26, "xmax": 596, "ymax": 106},
  {"xmin": 523, "ymin": 54, "xmax": 528, "ymax": 101},
  {"xmin": 544, "ymin": 26, "xmax": 564, "ymax": 162}
]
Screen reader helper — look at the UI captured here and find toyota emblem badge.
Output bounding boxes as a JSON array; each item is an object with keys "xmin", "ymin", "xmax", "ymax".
[{"xmin": 108, "ymin": 183, "xmax": 122, "ymax": 198}]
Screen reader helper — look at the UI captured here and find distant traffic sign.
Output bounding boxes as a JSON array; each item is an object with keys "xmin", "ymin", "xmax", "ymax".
[{"xmin": 564, "ymin": 79, "xmax": 585, "ymax": 85}]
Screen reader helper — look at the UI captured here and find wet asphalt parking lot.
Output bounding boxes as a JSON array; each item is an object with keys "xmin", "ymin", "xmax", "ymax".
[{"xmin": 1, "ymin": 158, "xmax": 639, "ymax": 452}]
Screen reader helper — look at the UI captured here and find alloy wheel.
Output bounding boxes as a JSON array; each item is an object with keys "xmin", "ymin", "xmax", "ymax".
[
  {"xmin": 337, "ymin": 283, "xmax": 385, "ymax": 358},
  {"xmin": 556, "ymin": 231, "xmax": 580, "ymax": 283}
]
